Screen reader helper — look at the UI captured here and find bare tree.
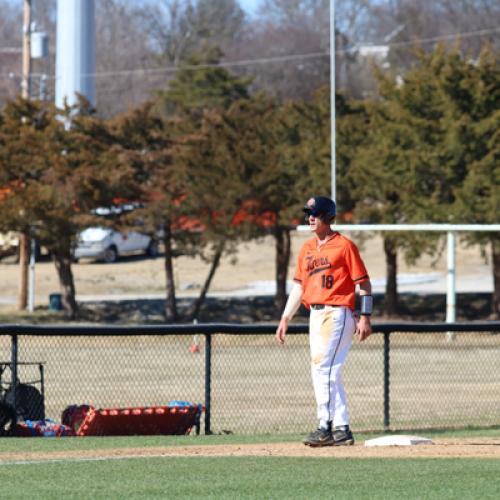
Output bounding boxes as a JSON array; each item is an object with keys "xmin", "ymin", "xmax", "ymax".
[
  {"xmin": 94, "ymin": 0, "xmax": 159, "ymax": 117},
  {"xmin": 356, "ymin": 0, "xmax": 499, "ymax": 70},
  {"xmin": 93, "ymin": 0, "xmax": 246, "ymax": 116},
  {"xmin": 139, "ymin": 0, "xmax": 245, "ymax": 64},
  {"xmin": 238, "ymin": 0, "xmax": 499, "ymax": 100},
  {"xmin": 0, "ymin": 1, "xmax": 23, "ymax": 106},
  {"xmin": 227, "ymin": 0, "xmax": 330, "ymax": 101},
  {"xmin": 2, "ymin": 0, "xmax": 497, "ymax": 113},
  {"xmin": 228, "ymin": 0, "xmax": 374, "ymax": 100}
]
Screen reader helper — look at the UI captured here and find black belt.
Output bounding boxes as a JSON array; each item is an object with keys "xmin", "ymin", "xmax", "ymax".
[{"xmin": 310, "ymin": 304, "xmax": 341, "ymax": 310}]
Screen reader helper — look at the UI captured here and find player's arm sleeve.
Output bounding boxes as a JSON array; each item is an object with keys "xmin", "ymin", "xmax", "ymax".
[
  {"xmin": 281, "ymin": 282, "xmax": 304, "ymax": 320},
  {"xmin": 345, "ymin": 242, "xmax": 369, "ymax": 284},
  {"xmin": 282, "ymin": 247, "xmax": 305, "ymax": 320}
]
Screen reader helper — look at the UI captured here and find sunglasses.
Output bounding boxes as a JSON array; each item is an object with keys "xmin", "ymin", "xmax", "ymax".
[
  {"xmin": 303, "ymin": 209, "xmax": 323, "ymax": 223},
  {"xmin": 303, "ymin": 207, "xmax": 321, "ymax": 216}
]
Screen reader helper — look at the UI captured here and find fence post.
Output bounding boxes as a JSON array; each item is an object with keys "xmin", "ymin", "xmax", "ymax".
[
  {"xmin": 383, "ymin": 331, "xmax": 390, "ymax": 430},
  {"xmin": 11, "ymin": 334, "xmax": 18, "ymax": 423},
  {"xmin": 204, "ymin": 333, "xmax": 212, "ymax": 435},
  {"xmin": 446, "ymin": 231, "xmax": 456, "ymax": 342}
]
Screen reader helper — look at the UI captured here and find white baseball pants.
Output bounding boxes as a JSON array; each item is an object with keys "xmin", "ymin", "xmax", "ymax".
[{"xmin": 309, "ymin": 306, "xmax": 355, "ymax": 429}]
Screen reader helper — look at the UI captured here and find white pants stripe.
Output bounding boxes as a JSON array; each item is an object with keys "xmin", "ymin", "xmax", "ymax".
[{"xmin": 309, "ymin": 306, "xmax": 355, "ymax": 428}]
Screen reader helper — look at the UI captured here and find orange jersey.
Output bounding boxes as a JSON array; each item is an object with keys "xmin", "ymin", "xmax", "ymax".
[{"xmin": 294, "ymin": 233, "xmax": 369, "ymax": 310}]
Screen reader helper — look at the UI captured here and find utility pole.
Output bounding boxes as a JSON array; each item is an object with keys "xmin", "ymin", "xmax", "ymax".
[{"xmin": 18, "ymin": 0, "xmax": 32, "ymax": 310}]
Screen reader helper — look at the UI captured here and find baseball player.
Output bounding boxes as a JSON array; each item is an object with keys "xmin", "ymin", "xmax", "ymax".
[{"xmin": 276, "ymin": 196, "xmax": 372, "ymax": 447}]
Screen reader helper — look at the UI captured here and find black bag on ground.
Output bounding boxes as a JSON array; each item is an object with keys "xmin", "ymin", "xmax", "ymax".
[
  {"xmin": 0, "ymin": 401, "xmax": 16, "ymax": 436},
  {"xmin": 5, "ymin": 383, "xmax": 45, "ymax": 421}
]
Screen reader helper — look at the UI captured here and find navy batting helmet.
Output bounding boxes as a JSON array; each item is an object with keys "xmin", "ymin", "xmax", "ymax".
[{"xmin": 303, "ymin": 196, "xmax": 336, "ymax": 222}]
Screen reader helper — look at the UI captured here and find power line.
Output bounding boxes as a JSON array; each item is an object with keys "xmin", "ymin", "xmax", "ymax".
[
  {"xmin": 2, "ymin": 26, "xmax": 499, "ymax": 81},
  {"xmin": 0, "ymin": 48, "xmax": 22, "ymax": 54},
  {"xmin": 75, "ymin": 26, "xmax": 500, "ymax": 80},
  {"xmin": 377, "ymin": 26, "xmax": 500, "ymax": 49},
  {"xmin": 55, "ymin": 51, "xmax": 330, "ymax": 81}
]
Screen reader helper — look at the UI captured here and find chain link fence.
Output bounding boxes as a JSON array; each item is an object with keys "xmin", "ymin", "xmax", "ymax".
[{"xmin": 0, "ymin": 323, "xmax": 499, "ymax": 435}]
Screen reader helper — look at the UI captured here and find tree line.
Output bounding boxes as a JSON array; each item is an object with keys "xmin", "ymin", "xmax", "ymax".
[
  {"xmin": 0, "ymin": 44, "xmax": 498, "ymax": 320},
  {"xmin": 1, "ymin": 0, "xmax": 498, "ymax": 113}
]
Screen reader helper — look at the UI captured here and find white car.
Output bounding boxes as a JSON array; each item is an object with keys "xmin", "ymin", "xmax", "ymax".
[
  {"xmin": 74, "ymin": 227, "xmax": 159, "ymax": 263},
  {"xmin": 0, "ymin": 231, "xmax": 19, "ymax": 259}
]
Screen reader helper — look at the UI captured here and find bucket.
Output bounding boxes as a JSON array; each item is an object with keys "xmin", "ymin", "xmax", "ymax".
[{"xmin": 48, "ymin": 293, "xmax": 63, "ymax": 311}]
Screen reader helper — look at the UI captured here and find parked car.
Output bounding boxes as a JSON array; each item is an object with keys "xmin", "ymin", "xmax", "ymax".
[
  {"xmin": 0, "ymin": 231, "xmax": 19, "ymax": 260},
  {"xmin": 74, "ymin": 226, "xmax": 159, "ymax": 263},
  {"xmin": 0, "ymin": 231, "xmax": 49, "ymax": 261}
]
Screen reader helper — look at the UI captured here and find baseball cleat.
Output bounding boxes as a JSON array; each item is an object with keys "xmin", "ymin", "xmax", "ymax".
[
  {"xmin": 332, "ymin": 425, "xmax": 355, "ymax": 446},
  {"xmin": 303, "ymin": 427, "xmax": 335, "ymax": 447}
]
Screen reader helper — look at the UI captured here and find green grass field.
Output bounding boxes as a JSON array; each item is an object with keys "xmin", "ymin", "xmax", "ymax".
[
  {"xmin": 2, "ymin": 456, "xmax": 499, "ymax": 499},
  {"xmin": 1, "ymin": 428, "xmax": 499, "ymax": 499}
]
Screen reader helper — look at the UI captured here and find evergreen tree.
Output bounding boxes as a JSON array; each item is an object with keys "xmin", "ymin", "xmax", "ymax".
[
  {"xmin": 153, "ymin": 48, "xmax": 253, "ymax": 320},
  {"xmin": 300, "ymin": 87, "xmax": 370, "ymax": 218},
  {"xmin": 349, "ymin": 43, "xmax": 499, "ymax": 316},
  {"xmin": 199, "ymin": 94, "xmax": 305, "ymax": 312},
  {"xmin": 174, "ymin": 104, "xmax": 259, "ymax": 320},
  {"xmin": 349, "ymin": 52, "xmax": 449, "ymax": 315},
  {"xmin": 110, "ymin": 101, "xmax": 192, "ymax": 321},
  {"xmin": 0, "ymin": 97, "xmax": 128, "ymax": 318},
  {"xmin": 237, "ymin": 87, "xmax": 373, "ymax": 311},
  {"xmin": 443, "ymin": 45, "xmax": 499, "ymax": 317},
  {"xmin": 156, "ymin": 46, "xmax": 251, "ymax": 119}
]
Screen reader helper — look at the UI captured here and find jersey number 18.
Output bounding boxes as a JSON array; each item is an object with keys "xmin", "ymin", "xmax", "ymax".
[{"xmin": 321, "ymin": 275, "xmax": 334, "ymax": 289}]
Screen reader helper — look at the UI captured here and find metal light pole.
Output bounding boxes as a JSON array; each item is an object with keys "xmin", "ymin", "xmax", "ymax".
[
  {"xmin": 330, "ymin": 0, "xmax": 336, "ymax": 202},
  {"xmin": 55, "ymin": 0, "xmax": 96, "ymax": 109}
]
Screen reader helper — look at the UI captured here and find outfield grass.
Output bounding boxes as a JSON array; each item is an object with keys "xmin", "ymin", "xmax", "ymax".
[
  {"xmin": 1, "ymin": 428, "xmax": 499, "ymax": 499},
  {"xmin": 0, "ymin": 456, "xmax": 499, "ymax": 499}
]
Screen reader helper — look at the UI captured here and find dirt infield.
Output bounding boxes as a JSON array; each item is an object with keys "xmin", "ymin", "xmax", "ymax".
[{"xmin": 1, "ymin": 439, "xmax": 499, "ymax": 464}]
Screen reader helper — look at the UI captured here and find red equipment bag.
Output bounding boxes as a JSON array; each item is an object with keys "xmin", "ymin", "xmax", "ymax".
[{"xmin": 77, "ymin": 402, "xmax": 203, "ymax": 436}]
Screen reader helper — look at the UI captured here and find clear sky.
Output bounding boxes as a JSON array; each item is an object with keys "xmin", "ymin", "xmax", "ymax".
[{"xmin": 239, "ymin": 0, "xmax": 263, "ymax": 16}]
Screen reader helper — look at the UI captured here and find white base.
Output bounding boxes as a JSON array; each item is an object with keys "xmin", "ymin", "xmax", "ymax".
[{"xmin": 364, "ymin": 435, "xmax": 433, "ymax": 447}]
